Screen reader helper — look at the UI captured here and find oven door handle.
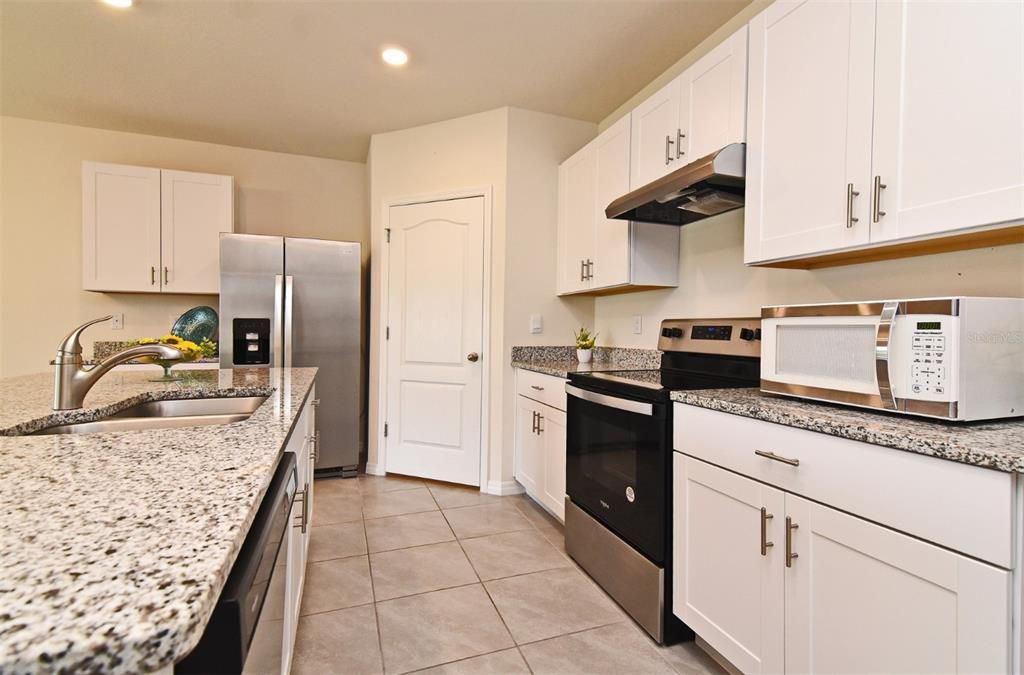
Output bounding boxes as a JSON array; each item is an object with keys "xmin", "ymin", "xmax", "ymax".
[{"xmin": 565, "ymin": 384, "xmax": 654, "ymax": 416}]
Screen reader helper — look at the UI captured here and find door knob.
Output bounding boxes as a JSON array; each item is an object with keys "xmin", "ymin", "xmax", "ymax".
[{"xmin": 467, "ymin": 352, "xmax": 480, "ymax": 362}]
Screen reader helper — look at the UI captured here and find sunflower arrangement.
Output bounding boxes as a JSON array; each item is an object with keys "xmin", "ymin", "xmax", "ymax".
[{"xmin": 127, "ymin": 334, "xmax": 217, "ymax": 380}]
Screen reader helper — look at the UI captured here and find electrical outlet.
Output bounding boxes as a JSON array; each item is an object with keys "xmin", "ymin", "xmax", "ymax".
[
  {"xmin": 530, "ymin": 314, "xmax": 543, "ymax": 334},
  {"xmin": 111, "ymin": 313, "xmax": 124, "ymax": 330},
  {"xmin": 632, "ymin": 315, "xmax": 643, "ymax": 335}
]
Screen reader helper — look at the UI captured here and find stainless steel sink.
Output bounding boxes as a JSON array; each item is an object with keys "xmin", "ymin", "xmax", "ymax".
[{"xmin": 31, "ymin": 396, "xmax": 268, "ymax": 436}]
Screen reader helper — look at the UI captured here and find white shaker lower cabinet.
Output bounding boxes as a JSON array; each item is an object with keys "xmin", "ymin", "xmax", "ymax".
[
  {"xmin": 673, "ymin": 454, "xmax": 784, "ymax": 674},
  {"xmin": 283, "ymin": 389, "xmax": 316, "ymax": 674},
  {"xmin": 784, "ymin": 493, "xmax": 1010, "ymax": 675},
  {"xmin": 673, "ymin": 403, "xmax": 1013, "ymax": 674},
  {"xmin": 514, "ymin": 370, "xmax": 567, "ymax": 521}
]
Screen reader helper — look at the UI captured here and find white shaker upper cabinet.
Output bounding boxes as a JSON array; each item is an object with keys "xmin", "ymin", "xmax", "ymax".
[
  {"xmin": 160, "ymin": 170, "xmax": 234, "ymax": 294},
  {"xmin": 591, "ymin": 114, "xmax": 632, "ymax": 288},
  {"xmin": 744, "ymin": 0, "xmax": 876, "ymax": 263},
  {"xmin": 557, "ymin": 144, "xmax": 596, "ymax": 294},
  {"xmin": 870, "ymin": 0, "xmax": 1024, "ymax": 243},
  {"xmin": 82, "ymin": 162, "xmax": 162, "ymax": 293},
  {"xmin": 682, "ymin": 25, "xmax": 748, "ymax": 161},
  {"xmin": 629, "ymin": 79, "xmax": 682, "ymax": 190}
]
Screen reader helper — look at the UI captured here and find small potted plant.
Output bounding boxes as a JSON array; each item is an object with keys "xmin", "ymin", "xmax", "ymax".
[
  {"xmin": 574, "ymin": 327, "xmax": 597, "ymax": 364},
  {"xmin": 127, "ymin": 334, "xmax": 217, "ymax": 382}
]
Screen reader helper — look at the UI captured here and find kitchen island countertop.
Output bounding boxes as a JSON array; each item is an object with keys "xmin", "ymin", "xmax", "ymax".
[
  {"xmin": 0, "ymin": 367, "xmax": 317, "ymax": 674},
  {"xmin": 672, "ymin": 387, "xmax": 1024, "ymax": 473}
]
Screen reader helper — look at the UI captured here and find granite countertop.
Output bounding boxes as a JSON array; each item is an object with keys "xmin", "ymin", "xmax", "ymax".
[
  {"xmin": 0, "ymin": 367, "xmax": 317, "ymax": 674},
  {"xmin": 672, "ymin": 387, "xmax": 1024, "ymax": 473},
  {"xmin": 511, "ymin": 345, "xmax": 660, "ymax": 378}
]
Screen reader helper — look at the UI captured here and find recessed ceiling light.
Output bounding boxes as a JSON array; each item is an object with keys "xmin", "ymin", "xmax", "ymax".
[
  {"xmin": 101, "ymin": 0, "xmax": 133, "ymax": 7},
  {"xmin": 381, "ymin": 47, "xmax": 409, "ymax": 67}
]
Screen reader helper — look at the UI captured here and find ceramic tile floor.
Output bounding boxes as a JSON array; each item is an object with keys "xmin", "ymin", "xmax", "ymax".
[{"xmin": 294, "ymin": 474, "xmax": 728, "ymax": 675}]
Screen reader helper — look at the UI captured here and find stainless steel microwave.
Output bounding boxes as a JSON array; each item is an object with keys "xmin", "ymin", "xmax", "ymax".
[{"xmin": 760, "ymin": 297, "xmax": 1024, "ymax": 421}]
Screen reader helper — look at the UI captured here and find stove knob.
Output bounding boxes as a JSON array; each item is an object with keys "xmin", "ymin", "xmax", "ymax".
[
  {"xmin": 739, "ymin": 328, "xmax": 755, "ymax": 341},
  {"xmin": 661, "ymin": 327, "xmax": 673, "ymax": 338},
  {"xmin": 754, "ymin": 328, "xmax": 762, "ymax": 341},
  {"xmin": 669, "ymin": 328, "xmax": 684, "ymax": 338}
]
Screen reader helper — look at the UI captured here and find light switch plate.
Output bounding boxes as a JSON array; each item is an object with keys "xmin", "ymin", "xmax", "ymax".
[
  {"xmin": 111, "ymin": 313, "xmax": 124, "ymax": 330},
  {"xmin": 632, "ymin": 315, "xmax": 643, "ymax": 334},
  {"xmin": 529, "ymin": 314, "xmax": 543, "ymax": 334}
]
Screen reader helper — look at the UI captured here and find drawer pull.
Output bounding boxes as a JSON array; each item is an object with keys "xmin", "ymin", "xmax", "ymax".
[
  {"xmin": 755, "ymin": 449, "xmax": 800, "ymax": 467},
  {"xmin": 760, "ymin": 507, "xmax": 774, "ymax": 556},
  {"xmin": 785, "ymin": 516, "xmax": 799, "ymax": 568},
  {"xmin": 530, "ymin": 385, "xmax": 545, "ymax": 391}
]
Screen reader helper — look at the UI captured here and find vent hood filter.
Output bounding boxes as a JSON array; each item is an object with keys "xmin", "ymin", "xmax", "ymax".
[{"xmin": 605, "ymin": 143, "xmax": 746, "ymax": 226}]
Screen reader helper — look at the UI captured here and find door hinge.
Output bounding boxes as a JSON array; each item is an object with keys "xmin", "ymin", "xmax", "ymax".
[
  {"xmin": 383, "ymin": 423, "xmax": 389, "ymax": 437},
  {"xmin": 385, "ymin": 228, "xmax": 391, "ymax": 243}
]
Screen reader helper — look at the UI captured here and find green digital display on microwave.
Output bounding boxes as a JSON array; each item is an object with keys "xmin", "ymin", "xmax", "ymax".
[{"xmin": 916, "ymin": 321, "xmax": 942, "ymax": 330}]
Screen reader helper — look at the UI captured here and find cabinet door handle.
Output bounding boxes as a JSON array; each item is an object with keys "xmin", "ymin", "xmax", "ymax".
[
  {"xmin": 163, "ymin": 266, "xmax": 169, "ymax": 284},
  {"xmin": 151, "ymin": 266, "xmax": 156, "ymax": 285},
  {"xmin": 760, "ymin": 507, "xmax": 774, "ymax": 556},
  {"xmin": 754, "ymin": 449, "xmax": 800, "ymax": 467},
  {"xmin": 676, "ymin": 129, "xmax": 686, "ymax": 159},
  {"xmin": 294, "ymin": 489, "xmax": 309, "ymax": 533},
  {"xmin": 530, "ymin": 385, "xmax": 545, "ymax": 391},
  {"xmin": 537, "ymin": 414, "xmax": 544, "ymax": 434},
  {"xmin": 665, "ymin": 135, "xmax": 675, "ymax": 165},
  {"xmin": 846, "ymin": 183, "xmax": 860, "ymax": 228},
  {"xmin": 586, "ymin": 259, "xmax": 594, "ymax": 280},
  {"xmin": 785, "ymin": 516, "xmax": 799, "ymax": 567},
  {"xmin": 531, "ymin": 410, "xmax": 538, "ymax": 434},
  {"xmin": 580, "ymin": 259, "xmax": 586, "ymax": 282},
  {"xmin": 872, "ymin": 175, "xmax": 887, "ymax": 223}
]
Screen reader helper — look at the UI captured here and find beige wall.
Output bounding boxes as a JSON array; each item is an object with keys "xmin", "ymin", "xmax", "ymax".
[
  {"xmin": 367, "ymin": 107, "xmax": 594, "ymax": 490},
  {"xmin": 0, "ymin": 116, "xmax": 367, "ymax": 377},
  {"xmin": 594, "ymin": 211, "xmax": 1024, "ymax": 347}
]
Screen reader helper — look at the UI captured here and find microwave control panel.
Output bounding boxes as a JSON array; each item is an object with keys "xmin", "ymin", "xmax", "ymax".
[{"xmin": 908, "ymin": 318, "xmax": 950, "ymax": 398}]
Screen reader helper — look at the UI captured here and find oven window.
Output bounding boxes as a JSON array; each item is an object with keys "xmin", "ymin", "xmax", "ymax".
[{"xmin": 566, "ymin": 391, "xmax": 669, "ymax": 563}]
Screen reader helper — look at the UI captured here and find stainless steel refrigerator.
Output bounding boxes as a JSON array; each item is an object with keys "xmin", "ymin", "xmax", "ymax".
[{"xmin": 219, "ymin": 234, "xmax": 362, "ymax": 477}]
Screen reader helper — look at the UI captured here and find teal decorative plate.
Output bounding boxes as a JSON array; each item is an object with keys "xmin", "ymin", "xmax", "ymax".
[{"xmin": 171, "ymin": 306, "xmax": 219, "ymax": 343}]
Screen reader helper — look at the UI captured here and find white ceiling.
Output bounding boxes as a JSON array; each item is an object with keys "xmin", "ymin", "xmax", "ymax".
[{"xmin": 1, "ymin": 0, "xmax": 750, "ymax": 162}]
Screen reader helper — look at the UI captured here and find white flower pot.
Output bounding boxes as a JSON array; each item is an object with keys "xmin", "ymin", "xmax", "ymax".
[{"xmin": 576, "ymin": 348, "xmax": 592, "ymax": 364}]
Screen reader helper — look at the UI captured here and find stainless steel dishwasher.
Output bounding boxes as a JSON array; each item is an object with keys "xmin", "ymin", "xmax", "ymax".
[{"xmin": 177, "ymin": 452, "xmax": 297, "ymax": 674}]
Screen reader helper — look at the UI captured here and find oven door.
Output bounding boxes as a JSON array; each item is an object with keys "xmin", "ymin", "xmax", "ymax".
[{"xmin": 565, "ymin": 384, "xmax": 669, "ymax": 564}]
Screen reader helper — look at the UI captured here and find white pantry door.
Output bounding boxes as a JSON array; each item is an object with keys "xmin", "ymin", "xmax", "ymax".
[{"xmin": 386, "ymin": 197, "xmax": 485, "ymax": 485}]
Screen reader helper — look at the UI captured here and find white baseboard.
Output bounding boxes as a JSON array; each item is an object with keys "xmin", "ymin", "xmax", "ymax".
[
  {"xmin": 364, "ymin": 462, "xmax": 386, "ymax": 476},
  {"xmin": 486, "ymin": 480, "xmax": 525, "ymax": 496}
]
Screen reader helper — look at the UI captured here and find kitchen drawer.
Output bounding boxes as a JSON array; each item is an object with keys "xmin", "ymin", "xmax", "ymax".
[
  {"xmin": 674, "ymin": 403, "xmax": 1014, "ymax": 568},
  {"xmin": 516, "ymin": 369, "xmax": 567, "ymax": 412}
]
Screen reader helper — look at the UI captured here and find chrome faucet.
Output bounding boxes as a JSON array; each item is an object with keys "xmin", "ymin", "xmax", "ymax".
[{"xmin": 53, "ymin": 315, "xmax": 184, "ymax": 410}]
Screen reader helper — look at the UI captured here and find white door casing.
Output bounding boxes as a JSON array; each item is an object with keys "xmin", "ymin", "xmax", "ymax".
[{"xmin": 385, "ymin": 197, "xmax": 485, "ymax": 486}]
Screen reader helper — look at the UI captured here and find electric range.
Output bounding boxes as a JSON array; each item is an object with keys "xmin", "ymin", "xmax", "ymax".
[{"xmin": 564, "ymin": 317, "xmax": 761, "ymax": 644}]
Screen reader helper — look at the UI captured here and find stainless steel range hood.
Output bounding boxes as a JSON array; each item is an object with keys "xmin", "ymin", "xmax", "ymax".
[{"xmin": 605, "ymin": 143, "xmax": 745, "ymax": 226}]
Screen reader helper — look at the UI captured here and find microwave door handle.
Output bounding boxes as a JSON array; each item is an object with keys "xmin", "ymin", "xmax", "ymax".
[
  {"xmin": 565, "ymin": 384, "xmax": 654, "ymax": 416},
  {"xmin": 875, "ymin": 301, "xmax": 899, "ymax": 410}
]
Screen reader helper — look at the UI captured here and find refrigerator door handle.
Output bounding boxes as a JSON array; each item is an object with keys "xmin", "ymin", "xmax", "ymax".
[
  {"xmin": 273, "ymin": 274, "xmax": 284, "ymax": 368},
  {"xmin": 284, "ymin": 275, "xmax": 295, "ymax": 368}
]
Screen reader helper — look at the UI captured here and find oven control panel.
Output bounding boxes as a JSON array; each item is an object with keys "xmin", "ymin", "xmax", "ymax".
[{"xmin": 657, "ymin": 318, "xmax": 762, "ymax": 357}]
